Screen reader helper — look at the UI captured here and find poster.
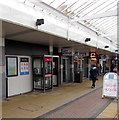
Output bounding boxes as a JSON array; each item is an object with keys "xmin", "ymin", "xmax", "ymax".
[
  {"xmin": 102, "ymin": 72, "xmax": 119, "ymax": 99},
  {"xmin": 20, "ymin": 58, "xmax": 29, "ymax": 75},
  {"xmin": 6, "ymin": 56, "xmax": 18, "ymax": 77}
]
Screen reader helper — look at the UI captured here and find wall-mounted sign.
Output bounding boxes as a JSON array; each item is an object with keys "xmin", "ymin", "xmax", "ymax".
[
  {"xmin": 114, "ymin": 56, "xmax": 119, "ymax": 60},
  {"xmin": 62, "ymin": 48, "xmax": 73, "ymax": 56},
  {"xmin": 74, "ymin": 60, "xmax": 78, "ymax": 63},
  {"xmin": 44, "ymin": 58, "xmax": 52, "ymax": 61},
  {"xmin": 6, "ymin": 56, "xmax": 18, "ymax": 77},
  {"xmin": 89, "ymin": 52, "xmax": 97, "ymax": 62},
  {"xmin": 20, "ymin": 58, "xmax": 29, "ymax": 75}
]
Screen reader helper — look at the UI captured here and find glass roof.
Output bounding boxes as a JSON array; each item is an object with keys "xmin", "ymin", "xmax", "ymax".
[{"xmin": 27, "ymin": 0, "xmax": 118, "ymax": 45}]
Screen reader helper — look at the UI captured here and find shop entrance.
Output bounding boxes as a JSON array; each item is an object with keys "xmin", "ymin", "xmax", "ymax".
[{"xmin": 53, "ymin": 56, "xmax": 60, "ymax": 87}]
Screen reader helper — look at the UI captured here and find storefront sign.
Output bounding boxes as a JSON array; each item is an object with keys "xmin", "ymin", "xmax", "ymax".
[
  {"xmin": 102, "ymin": 72, "xmax": 119, "ymax": 99},
  {"xmin": 89, "ymin": 52, "xmax": 97, "ymax": 62},
  {"xmin": 62, "ymin": 48, "xmax": 73, "ymax": 56},
  {"xmin": 44, "ymin": 58, "xmax": 52, "ymax": 61},
  {"xmin": 20, "ymin": 58, "xmax": 29, "ymax": 75},
  {"xmin": 45, "ymin": 74, "xmax": 53, "ymax": 77},
  {"xmin": 114, "ymin": 56, "xmax": 119, "ymax": 60}
]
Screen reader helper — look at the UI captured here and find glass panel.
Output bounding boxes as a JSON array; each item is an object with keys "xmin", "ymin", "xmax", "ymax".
[
  {"xmin": 42, "ymin": 0, "xmax": 54, "ymax": 5},
  {"xmin": 50, "ymin": 0, "xmax": 67, "ymax": 8},
  {"xmin": 44, "ymin": 58, "xmax": 52, "ymax": 74}
]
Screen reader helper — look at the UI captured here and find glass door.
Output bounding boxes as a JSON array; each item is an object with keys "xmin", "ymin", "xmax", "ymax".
[
  {"xmin": 43, "ymin": 55, "xmax": 53, "ymax": 92},
  {"xmin": 33, "ymin": 57, "xmax": 43, "ymax": 90},
  {"xmin": 52, "ymin": 56, "xmax": 60, "ymax": 87}
]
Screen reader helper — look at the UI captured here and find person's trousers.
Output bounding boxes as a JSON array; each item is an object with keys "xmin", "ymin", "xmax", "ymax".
[{"xmin": 92, "ymin": 79, "xmax": 96, "ymax": 87}]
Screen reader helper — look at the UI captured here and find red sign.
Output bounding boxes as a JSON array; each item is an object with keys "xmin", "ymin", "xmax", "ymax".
[
  {"xmin": 45, "ymin": 74, "xmax": 52, "ymax": 77},
  {"xmin": 74, "ymin": 60, "xmax": 78, "ymax": 63},
  {"xmin": 44, "ymin": 58, "xmax": 52, "ymax": 61}
]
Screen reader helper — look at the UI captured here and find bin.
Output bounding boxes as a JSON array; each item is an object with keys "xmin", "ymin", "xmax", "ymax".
[{"xmin": 74, "ymin": 71, "xmax": 83, "ymax": 83}]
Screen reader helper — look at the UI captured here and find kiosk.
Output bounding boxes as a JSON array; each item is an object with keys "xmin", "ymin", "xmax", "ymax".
[{"xmin": 32, "ymin": 55, "xmax": 59, "ymax": 92}]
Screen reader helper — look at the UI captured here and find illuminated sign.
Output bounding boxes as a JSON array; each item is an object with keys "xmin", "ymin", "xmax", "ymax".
[
  {"xmin": 114, "ymin": 56, "xmax": 119, "ymax": 60},
  {"xmin": 89, "ymin": 52, "xmax": 97, "ymax": 62},
  {"xmin": 44, "ymin": 58, "xmax": 52, "ymax": 61},
  {"xmin": 74, "ymin": 60, "xmax": 78, "ymax": 63}
]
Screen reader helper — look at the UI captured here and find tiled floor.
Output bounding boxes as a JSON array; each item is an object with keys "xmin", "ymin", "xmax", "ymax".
[
  {"xmin": 38, "ymin": 88, "xmax": 113, "ymax": 118},
  {"xmin": 2, "ymin": 76, "xmax": 118, "ymax": 119}
]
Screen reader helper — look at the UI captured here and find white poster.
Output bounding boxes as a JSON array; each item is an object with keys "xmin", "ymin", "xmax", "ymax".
[{"xmin": 102, "ymin": 72, "xmax": 119, "ymax": 99}]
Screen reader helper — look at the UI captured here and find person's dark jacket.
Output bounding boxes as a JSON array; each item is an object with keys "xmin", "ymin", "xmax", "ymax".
[{"xmin": 90, "ymin": 67, "xmax": 99, "ymax": 80}]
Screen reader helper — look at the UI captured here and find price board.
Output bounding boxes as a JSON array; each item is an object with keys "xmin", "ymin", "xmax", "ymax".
[{"xmin": 102, "ymin": 72, "xmax": 119, "ymax": 99}]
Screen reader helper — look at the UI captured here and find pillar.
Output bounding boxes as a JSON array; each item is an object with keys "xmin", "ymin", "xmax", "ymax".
[
  {"xmin": 0, "ymin": 21, "xmax": 5, "ymax": 100},
  {"xmin": 0, "ymin": 20, "xmax": 5, "ymax": 119},
  {"xmin": 70, "ymin": 56, "xmax": 74, "ymax": 82},
  {"xmin": 49, "ymin": 38, "xmax": 53, "ymax": 55},
  {"xmin": 49, "ymin": 45, "xmax": 53, "ymax": 55}
]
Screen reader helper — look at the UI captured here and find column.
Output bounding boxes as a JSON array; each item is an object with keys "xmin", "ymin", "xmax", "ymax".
[
  {"xmin": 49, "ymin": 45, "xmax": 53, "ymax": 55},
  {"xmin": 0, "ymin": 20, "xmax": 5, "ymax": 119},
  {"xmin": 49, "ymin": 38, "xmax": 53, "ymax": 55},
  {"xmin": 58, "ymin": 47, "xmax": 62, "ymax": 85},
  {"xmin": 70, "ymin": 56, "xmax": 74, "ymax": 82},
  {"xmin": 0, "ymin": 21, "xmax": 6, "ymax": 99}
]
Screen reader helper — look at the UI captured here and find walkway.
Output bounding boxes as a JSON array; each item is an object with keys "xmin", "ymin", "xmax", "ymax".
[{"xmin": 2, "ymin": 76, "xmax": 118, "ymax": 119}]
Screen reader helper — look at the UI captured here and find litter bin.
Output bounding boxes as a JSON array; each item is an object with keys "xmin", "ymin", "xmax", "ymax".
[{"xmin": 74, "ymin": 71, "xmax": 83, "ymax": 83}]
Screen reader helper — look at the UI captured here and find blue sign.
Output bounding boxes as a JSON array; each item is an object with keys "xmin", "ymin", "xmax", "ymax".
[
  {"xmin": 108, "ymin": 74, "xmax": 114, "ymax": 79},
  {"xmin": 20, "ymin": 72, "xmax": 29, "ymax": 75}
]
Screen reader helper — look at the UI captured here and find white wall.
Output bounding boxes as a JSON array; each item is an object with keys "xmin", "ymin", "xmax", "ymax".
[{"xmin": 7, "ymin": 55, "xmax": 32, "ymax": 97}]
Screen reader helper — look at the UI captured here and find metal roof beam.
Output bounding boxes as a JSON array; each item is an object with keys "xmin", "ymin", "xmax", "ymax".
[{"xmin": 76, "ymin": 9, "xmax": 118, "ymax": 21}]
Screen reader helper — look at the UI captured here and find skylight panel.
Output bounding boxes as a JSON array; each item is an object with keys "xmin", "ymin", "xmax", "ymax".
[
  {"xmin": 80, "ymin": 0, "xmax": 108, "ymax": 17},
  {"xmin": 72, "ymin": 0, "xmax": 99, "ymax": 17},
  {"xmin": 42, "ymin": 0, "xmax": 54, "ymax": 5},
  {"xmin": 50, "ymin": 0, "xmax": 67, "ymax": 8}
]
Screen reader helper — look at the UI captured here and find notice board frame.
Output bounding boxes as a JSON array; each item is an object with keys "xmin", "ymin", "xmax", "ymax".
[{"xmin": 6, "ymin": 56, "xmax": 18, "ymax": 77}]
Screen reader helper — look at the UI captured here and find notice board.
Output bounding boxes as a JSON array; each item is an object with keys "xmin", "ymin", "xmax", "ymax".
[
  {"xmin": 20, "ymin": 58, "xmax": 29, "ymax": 75},
  {"xmin": 102, "ymin": 72, "xmax": 119, "ymax": 99}
]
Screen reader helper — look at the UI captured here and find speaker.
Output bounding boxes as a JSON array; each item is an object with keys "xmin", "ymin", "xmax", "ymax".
[
  {"xmin": 115, "ymin": 50, "xmax": 118, "ymax": 52},
  {"xmin": 36, "ymin": 19, "xmax": 44, "ymax": 26},
  {"xmin": 85, "ymin": 38, "xmax": 91, "ymax": 42},
  {"xmin": 105, "ymin": 46, "xmax": 109, "ymax": 48}
]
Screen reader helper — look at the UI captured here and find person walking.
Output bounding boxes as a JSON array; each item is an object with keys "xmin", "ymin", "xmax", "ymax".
[{"xmin": 90, "ymin": 64, "xmax": 99, "ymax": 88}]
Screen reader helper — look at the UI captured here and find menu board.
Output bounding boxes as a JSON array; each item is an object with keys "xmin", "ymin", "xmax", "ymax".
[
  {"xmin": 20, "ymin": 58, "xmax": 29, "ymax": 75},
  {"xmin": 6, "ymin": 56, "xmax": 18, "ymax": 77},
  {"xmin": 102, "ymin": 72, "xmax": 119, "ymax": 99}
]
